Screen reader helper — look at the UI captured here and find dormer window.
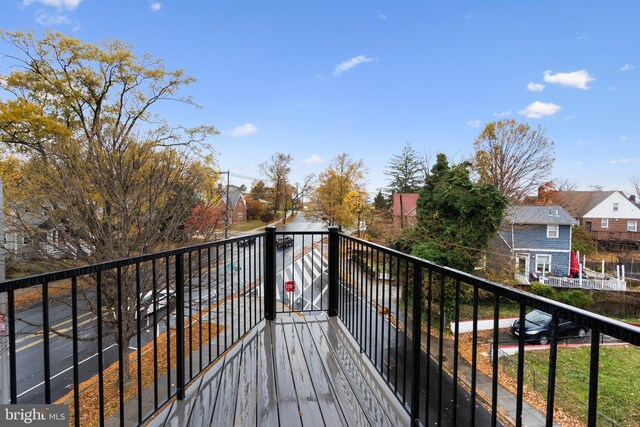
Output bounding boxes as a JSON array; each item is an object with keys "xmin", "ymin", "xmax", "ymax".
[
  {"xmin": 547, "ymin": 224, "xmax": 559, "ymax": 238},
  {"xmin": 613, "ymin": 203, "xmax": 619, "ymax": 212}
]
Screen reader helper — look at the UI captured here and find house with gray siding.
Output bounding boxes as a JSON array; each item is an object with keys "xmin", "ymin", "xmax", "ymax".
[{"xmin": 497, "ymin": 205, "xmax": 578, "ymax": 280}]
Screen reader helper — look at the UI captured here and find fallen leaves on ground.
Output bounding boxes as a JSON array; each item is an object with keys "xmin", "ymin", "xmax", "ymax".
[{"xmin": 56, "ymin": 316, "xmax": 222, "ymax": 427}]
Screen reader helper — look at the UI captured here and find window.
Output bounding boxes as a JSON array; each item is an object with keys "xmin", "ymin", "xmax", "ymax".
[
  {"xmin": 601, "ymin": 218, "xmax": 609, "ymax": 229},
  {"xmin": 22, "ymin": 236, "xmax": 30, "ymax": 245},
  {"xmin": 535, "ymin": 254, "xmax": 552, "ymax": 274},
  {"xmin": 546, "ymin": 224, "xmax": 559, "ymax": 238},
  {"xmin": 613, "ymin": 203, "xmax": 619, "ymax": 211},
  {"xmin": 628, "ymin": 221, "xmax": 637, "ymax": 232},
  {"xmin": 237, "ymin": 211, "xmax": 244, "ymax": 219}
]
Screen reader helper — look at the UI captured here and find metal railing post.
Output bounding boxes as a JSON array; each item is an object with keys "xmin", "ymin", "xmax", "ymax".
[
  {"xmin": 328, "ymin": 226, "xmax": 339, "ymax": 317},
  {"xmin": 175, "ymin": 253, "xmax": 185, "ymax": 400},
  {"xmin": 265, "ymin": 226, "xmax": 277, "ymax": 320},
  {"xmin": 411, "ymin": 264, "xmax": 423, "ymax": 424}
]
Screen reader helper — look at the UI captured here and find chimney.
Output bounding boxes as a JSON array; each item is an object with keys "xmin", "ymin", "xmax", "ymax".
[
  {"xmin": 538, "ymin": 185, "xmax": 546, "ymax": 201},
  {"xmin": 631, "ymin": 195, "xmax": 637, "ymax": 203}
]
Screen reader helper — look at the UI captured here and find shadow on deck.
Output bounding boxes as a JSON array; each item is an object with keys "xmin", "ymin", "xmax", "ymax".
[{"xmin": 148, "ymin": 314, "xmax": 409, "ymax": 426}]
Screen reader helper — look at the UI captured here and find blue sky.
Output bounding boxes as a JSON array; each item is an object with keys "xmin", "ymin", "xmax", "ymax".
[{"xmin": 2, "ymin": 1, "xmax": 639, "ymax": 195}]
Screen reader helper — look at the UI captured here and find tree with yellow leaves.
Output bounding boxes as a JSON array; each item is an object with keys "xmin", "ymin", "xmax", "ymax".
[
  {"xmin": 0, "ymin": 31, "xmax": 219, "ymax": 382},
  {"xmin": 308, "ymin": 153, "xmax": 368, "ymax": 229}
]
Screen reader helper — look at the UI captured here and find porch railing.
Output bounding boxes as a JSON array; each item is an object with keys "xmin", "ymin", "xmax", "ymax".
[{"xmin": 0, "ymin": 227, "xmax": 638, "ymax": 426}]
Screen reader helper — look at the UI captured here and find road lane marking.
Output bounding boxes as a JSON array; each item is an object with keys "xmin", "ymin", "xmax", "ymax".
[
  {"xmin": 17, "ymin": 316, "xmax": 96, "ymax": 353},
  {"xmin": 16, "ymin": 310, "xmax": 95, "ymax": 344},
  {"xmin": 17, "ymin": 343, "xmax": 118, "ymax": 398}
]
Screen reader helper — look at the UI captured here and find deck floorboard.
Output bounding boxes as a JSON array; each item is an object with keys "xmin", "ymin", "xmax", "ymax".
[{"xmin": 148, "ymin": 314, "xmax": 409, "ymax": 426}]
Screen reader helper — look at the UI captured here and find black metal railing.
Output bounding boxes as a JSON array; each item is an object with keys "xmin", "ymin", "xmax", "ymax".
[
  {"xmin": 272, "ymin": 230, "xmax": 329, "ymax": 315},
  {"xmin": 1, "ymin": 226, "xmax": 639, "ymax": 426},
  {"xmin": 335, "ymin": 233, "xmax": 640, "ymax": 427},
  {"xmin": 0, "ymin": 232, "xmax": 268, "ymax": 426}
]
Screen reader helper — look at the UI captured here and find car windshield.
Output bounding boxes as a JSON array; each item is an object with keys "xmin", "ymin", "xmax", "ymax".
[{"xmin": 525, "ymin": 310, "xmax": 551, "ymax": 327}]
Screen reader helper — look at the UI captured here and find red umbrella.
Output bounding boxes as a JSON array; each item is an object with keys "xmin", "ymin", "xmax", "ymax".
[{"xmin": 570, "ymin": 250, "xmax": 580, "ymax": 278}]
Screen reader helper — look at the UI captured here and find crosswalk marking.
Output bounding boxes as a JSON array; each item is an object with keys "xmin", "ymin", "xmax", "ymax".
[{"xmin": 275, "ymin": 248, "xmax": 328, "ymax": 303}]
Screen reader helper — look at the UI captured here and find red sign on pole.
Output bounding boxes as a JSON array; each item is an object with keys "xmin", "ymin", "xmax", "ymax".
[{"xmin": 284, "ymin": 281, "xmax": 296, "ymax": 292}]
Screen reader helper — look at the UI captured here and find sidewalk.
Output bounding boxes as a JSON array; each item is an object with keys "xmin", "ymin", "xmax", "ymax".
[{"xmin": 430, "ymin": 329, "xmax": 556, "ymax": 427}]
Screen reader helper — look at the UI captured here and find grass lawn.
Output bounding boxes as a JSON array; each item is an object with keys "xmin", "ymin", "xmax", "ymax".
[
  {"xmin": 230, "ymin": 219, "xmax": 266, "ymax": 232},
  {"xmin": 457, "ymin": 298, "xmax": 520, "ymax": 321},
  {"xmin": 501, "ymin": 345, "xmax": 640, "ymax": 426}
]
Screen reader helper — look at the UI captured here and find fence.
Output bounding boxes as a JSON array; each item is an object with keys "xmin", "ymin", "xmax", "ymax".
[
  {"xmin": 0, "ymin": 233, "xmax": 268, "ymax": 426},
  {"xmin": 498, "ymin": 349, "xmax": 624, "ymax": 426},
  {"xmin": 336, "ymin": 232, "xmax": 640, "ymax": 426},
  {"xmin": 1, "ymin": 227, "xmax": 639, "ymax": 426},
  {"xmin": 540, "ymin": 276, "xmax": 627, "ymax": 291}
]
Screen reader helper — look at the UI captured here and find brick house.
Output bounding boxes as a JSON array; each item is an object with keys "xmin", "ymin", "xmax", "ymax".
[
  {"xmin": 535, "ymin": 187, "xmax": 640, "ymax": 249},
  {"xmin": 220, "ymin": 186, "xmax": 247, "ymax": 225},
  {"xmin": 392, "ymin": 193, "xmax": 419, "ymax": 230}
]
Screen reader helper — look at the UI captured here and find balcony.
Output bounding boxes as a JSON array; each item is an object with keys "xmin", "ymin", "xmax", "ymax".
[{"xmin": 1, "ymin": 227, "xmax": 639, "ymax": 426}]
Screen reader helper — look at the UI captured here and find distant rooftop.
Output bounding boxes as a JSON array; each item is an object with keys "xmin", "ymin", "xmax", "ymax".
[{"xmin": 504, "ymin": 205, "xmax": 578, "ymax": 226}]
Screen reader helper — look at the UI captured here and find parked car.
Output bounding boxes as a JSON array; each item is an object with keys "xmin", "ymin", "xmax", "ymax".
[
  {"xmin": 511, "ymin": 309, "xmax": 589, "ymax": 345},
  {"xmin": 276, "ymin": 236, "xmax": 293, "ymax": 249},
  {"xmin": 237, "ymin": 236, "xmax": 256, "ymax": 247},
  {"xmin": 137, "ymin": 289, "xmax": 176, "ymax": 319}
]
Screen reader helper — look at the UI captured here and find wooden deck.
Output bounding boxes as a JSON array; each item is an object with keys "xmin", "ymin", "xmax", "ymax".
[{"xmin": 148, "ymin": 314, "xmax": 409, "ymax": 426}]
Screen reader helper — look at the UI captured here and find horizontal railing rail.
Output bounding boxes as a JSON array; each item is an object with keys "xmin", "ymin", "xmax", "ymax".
[
  {"xmin": 1, "ymin": 227, "xmax": 639, "ymax": 427},
  {"xmin": 0, "ymin": 232, "xmax": 267, "ymax": 427},
  {"xmin": 335, "ymin": 233, "xmax": 640, "ymax": 427}
]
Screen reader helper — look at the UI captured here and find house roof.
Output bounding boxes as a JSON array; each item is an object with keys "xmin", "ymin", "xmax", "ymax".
[
  {"xmin": 504, "ymin": 205, "xmax": 578, "ymax": 226},
  {"xmin": 220, "ymin": 187, "xmax": 244, "ymax": 209},
  {"xmin": 392, "ymin": 193, "xmax": 419, "ymax": 217},
  {"xmin": 544, "ymin": 191, "xmax": 616, "ymax": 217}
]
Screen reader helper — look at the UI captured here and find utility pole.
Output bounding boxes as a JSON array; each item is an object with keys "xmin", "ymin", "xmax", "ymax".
[
  {"xmin": 0, "ymin": 178, "xmax": 9, "ymax": 404},
  {"xmin": 224, "ymin": 170, "xmax": 230, "ymax": 239}
]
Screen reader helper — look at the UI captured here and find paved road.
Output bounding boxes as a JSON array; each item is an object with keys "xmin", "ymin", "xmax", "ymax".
[{"xmin": 12, "ymin": 215, "xmax": 325, "ymax": 404}]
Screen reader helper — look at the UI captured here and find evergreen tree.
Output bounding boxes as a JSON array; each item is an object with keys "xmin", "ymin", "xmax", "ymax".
[
  {"xmin": 373, "ymin": 190, "xmax": 388, "ymax": 210},
  {"xmin": 412, "ymin": 153, "xmax": 508, "ymax": 272},
  {"xmin": 385, "ymin": 142, "xmax": 424, "ymax": 194}
]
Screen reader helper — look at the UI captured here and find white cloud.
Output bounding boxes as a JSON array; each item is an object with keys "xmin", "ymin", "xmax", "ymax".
[
  {"xmin": 35, "ymin": 10, "xmax": 70, "ymax": 25},
  {"xmin": 610, "ymin": 158, "xmax": 640, "ymax": 165},
  {"xmin": 229, "ymin": 123, "xmax": 258, "ymax": 138},
  {"xmin": 493, "ymin": 110, "xmax": 512, "ymax": 118},
  {"xmin": 608, "ymin": 86, "xmax": 617, "ymax": 92},
  {"xmin": 621, "ymin": 136, "xmax": 628, "ymax": 141},
  {"xmin": 333, "ymin": 55, "xmax": 375, "ymax": 76},
  {"xmin": 150, "ymin": 2, "xmax": 161, "ymax": 12},
  {"xmin": 302, "ymin": 154, "xmax": 324, "ymax": 166},
  {"xmin": 620, "ymin": 64, "xmax": 635, "ymax": 72},
  {"xmin": 378, "ymin": 13, "xmax": 388, "ymax": 21},
  {"xmin": 519, "ymin": 101, "xmax": 562, "ymax": 119},
  {"xmin": 466, "ymin": 120, "xmax": 482, "ymax": 128},
  {"xmin": 527, "ymin": 82, "xmax": 545, "ymax": 92},
  {"xmin": 543, "ymin": 69, "xmax": 594, "ymax": 90},
  {"xmin": 23, "ymin": 0, "xmax": 81, "ymax": 10}
]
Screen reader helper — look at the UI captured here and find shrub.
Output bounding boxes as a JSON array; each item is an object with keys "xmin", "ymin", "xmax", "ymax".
[
  {"xmin": 559, "ymin": 290, "xmax": 594, "ymax": 309},
  {"xmin": 529, "ymin": 282, "xmax": 557, "ymax": 300}
]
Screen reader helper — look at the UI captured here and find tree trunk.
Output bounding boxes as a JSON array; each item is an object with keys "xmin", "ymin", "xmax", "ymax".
[{"xmin": 119, "ymin": 331, "xmax": 133, "ymax": 386}]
